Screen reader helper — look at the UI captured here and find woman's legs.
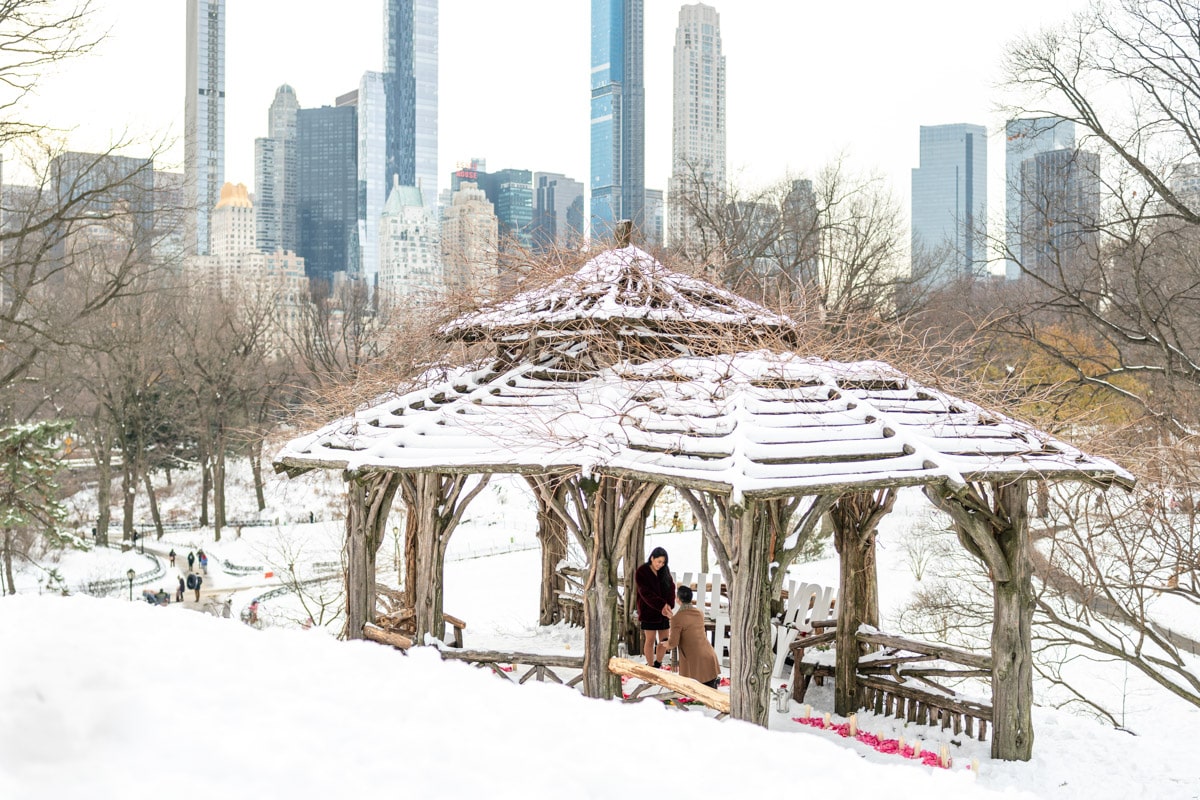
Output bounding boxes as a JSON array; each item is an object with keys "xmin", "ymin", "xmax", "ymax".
[{"xmin": 643, "ymin": 630, "xmax": 658, "ymax": 664}]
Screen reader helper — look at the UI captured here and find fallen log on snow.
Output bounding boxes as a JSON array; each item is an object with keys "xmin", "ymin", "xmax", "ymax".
[{"xmin": 607, "ymin": 656, "xmax": 729, "ymax": 714}]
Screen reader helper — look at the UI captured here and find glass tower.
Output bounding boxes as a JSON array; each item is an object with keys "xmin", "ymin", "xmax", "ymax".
[
  {"xmin": 255, "ymin": 84, "xmax": 299, "ymax": 255},
  {"xmin": 475, "ymin": 169, "xmax": 534, "ymax": 252},
  {"xmin": 1005, "ymin": 117, "xmax": 1075, "ymax": 279},
  {"xmin": 184, "ymin": 0, "xmax": 225, "ymax": 256},
  {"xmin": 590, "ymin": 0, "xmax": 644, "ymax": 239},
  {"xmin": 356, "ymin": 72, "xmax": 387, "ymax": 289},
  {"xmin": 910, "ymin": 123, "xmax": 988, "ymax": 287},
  {"xmin": 297, "ymin": 106, "xmax": 359, "ymax": 286},
  {"xmin": 384, "ymin": 0, "xmax": 438, "ymax": 212}
]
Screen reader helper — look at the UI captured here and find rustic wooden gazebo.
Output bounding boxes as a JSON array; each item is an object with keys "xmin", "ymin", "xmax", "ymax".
[{"xmin": 274, "ymin": 238, "xmax": 1131, "ymax": 761}]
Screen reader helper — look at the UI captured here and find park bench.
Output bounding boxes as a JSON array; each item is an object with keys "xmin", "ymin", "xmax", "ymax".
[{"xmin": 789, "ymin": 627, "xmax": 994, "ymax": 741}]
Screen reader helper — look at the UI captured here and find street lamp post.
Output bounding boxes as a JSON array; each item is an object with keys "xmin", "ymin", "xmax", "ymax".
[{"xmin": 126, "ymin": 568, "xmax": 135, "ymax": 602}]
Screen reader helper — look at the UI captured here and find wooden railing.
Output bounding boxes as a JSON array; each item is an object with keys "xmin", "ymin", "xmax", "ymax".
[{"xmin": 790, "ymin": 628, "xmax": 993, "ymax": 741}]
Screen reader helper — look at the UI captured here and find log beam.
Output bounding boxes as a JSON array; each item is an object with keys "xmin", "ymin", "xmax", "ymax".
[{"xmin": 608, "ymin": 657, "xmax": 730, "ymax": 714}]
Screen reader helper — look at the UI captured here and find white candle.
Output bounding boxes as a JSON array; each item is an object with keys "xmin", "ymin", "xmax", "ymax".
[
  {"xmin": 848, "ymin": 713, "xmax": 858, "ymax": 736},
  {"xmin": 823, "ymin": 712, "xmax": 831, "ymax": 728},
  {"xmin": 940, "ymin": 745, "xmax": 951, "ymax": 768},
  {"xmin": 971, "ymin": 758, "xmax": 980, "ymax": 773},
  {"xmin": 804, "ymin": 704, "xmax": 812, "ymax": 719},
  {"xmin": 913, "ymin": 741, "xmax": 922, "ymax": 756},
  {"xmin": 898, "ymin": 736, "xmax": 906, "ymax": 752}
]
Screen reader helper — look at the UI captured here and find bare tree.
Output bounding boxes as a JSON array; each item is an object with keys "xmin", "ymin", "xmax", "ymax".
[{"xmin": 671, "ymin": 157, "xmax": 932, "ymax": 324}]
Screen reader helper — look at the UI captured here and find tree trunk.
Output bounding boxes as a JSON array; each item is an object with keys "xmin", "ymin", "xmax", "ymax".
[
  {"xmin": 2, "ymin": 528, "xmax": 14, "ymax": 595},
  {"xmin": 120, "ymin": 458, "xmax": 136, "ymax": 545},
  {"xmin": 213, "ymin": 438, "xmax": 226, "ymax": 541},
  {"xmin": 726, "ymin": 503, "xmax": 775, "ymax": 726},
  {"xmin": 251, "ymin": 438, "xmax": 266, "ymax": 511},
  {"xmin": 95, "ymin": 446, "xmax": 112, "ymax": 547},
  {"xmin": 143, "ymin": 471, "xmax": 163, "ymax": 540},
  {"xmin": 199, "ymin": 446, "xmax": 211, "ymax": 528},
  {"xmin": 992, "ymin": 481, "xmax": 1034, "ymax": 761},
  {"xmin": 344, "ymin": 472, "xmax": 400, "ymax": 640}
]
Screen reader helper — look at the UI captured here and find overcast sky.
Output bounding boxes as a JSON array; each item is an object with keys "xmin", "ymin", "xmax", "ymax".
[{"xmin": 15, "ymin": 0, "xmax": 1086, "ymax": 223}]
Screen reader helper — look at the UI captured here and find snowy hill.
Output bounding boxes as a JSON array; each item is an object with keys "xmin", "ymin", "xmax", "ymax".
[{"xmin": 4, "ymin": 593, "xmax": 1196, "ymax": 799}]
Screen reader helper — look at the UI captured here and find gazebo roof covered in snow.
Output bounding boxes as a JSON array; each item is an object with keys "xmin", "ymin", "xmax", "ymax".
[
  {"xmin": 277, "ymin": 244, "xmax": 1131, "ymax": 496},
  {"xmin": 439, "ymin": 246, "xmax": 794, "ymax": 347},
  {"xmin": 275, "ymin": 349, "xmax": 1133, "ymax": 499}
]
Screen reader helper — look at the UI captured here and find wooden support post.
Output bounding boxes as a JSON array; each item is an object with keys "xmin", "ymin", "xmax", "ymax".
[
  {"xmin": 533, "ymin": 474, "xmax": 659, "ymax": 700},
  {"xmin": 926, "ymin": 480, "xmax": 1033, "ymax": 761},
  {"xmin": 343, "ymin": 471, "xmax": 399, "ymax": 640},
  {"xmin": 830, "ymin": 489, "xmax": 896, "ymax": 716},
  {"xmin": 991, "ymin": 480, "xmax": 1033, "ymax": 761},
  {"xmin": 528, "ymin": 476, "xmax": 569, "ymax": 626},
  {"xmin": 400, "ymin": 472, "xmax": 492, "ymax": 646}
]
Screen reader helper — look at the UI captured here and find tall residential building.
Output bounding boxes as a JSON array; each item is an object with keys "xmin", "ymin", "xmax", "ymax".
[
  {"xmin": 209, "ymin": 182, "xmax": 255, "ymax": 265},
  {"xmin": 297, "ymin": 105, "xmax": 359, "ymax": 286},
  {"xmin": 441, "ymin": 181, "xmax": 499, "ymax": 300},
  {"xmin": 532, "ymin": 172, "xmax": 584, "ymax": 252},
  {"xmin": 384, "ymin": 0, "xmax": 439, "ymax": 211},
  {"xmin": 644, "ymin": 188, "xmax": 663, "ymax": 249},
  {"xmin": 475, "ymin": 168, "xmax": 534, "ymax": 251},
  {"xmin": 1020, "ymin": 148, "xmax": 1100, "ymax": 280},
  {"xmin": 1005, "ymin": 117, "xmax": 1075, "ymax": 279},
  {"xmin": 356, "ymin": 72, "xmax": 387, "ymax": 289},
  {"xmin": 184, "ymin": 0, "xmax": 225, "ymax": 256},
  {"xmin": 378, "ymin": 177, "xmax": 442, "ymax": 302},
  {"xmin": 669, "ymin": 2, "xmax": 725, "ymax": 254},
  {"xmin": 255, "ymin": 84, "xmax": 300, "ymax": 255},
  {"xmin": 591, "ymin": 0, "xmax": 645, "ymax": 237},
  {"xmin": 910, "ymin": 123, "xmax": 988, "ymax": 286}
]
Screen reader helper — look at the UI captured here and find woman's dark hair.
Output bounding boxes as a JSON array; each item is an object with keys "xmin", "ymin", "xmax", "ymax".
[
  {"xmin": 677, "ymin": 585, "xmax": 694, "ymax": 604},
  {"xmin": 647, "ymin": 547, "xmax": 671, "ymax": 593}
]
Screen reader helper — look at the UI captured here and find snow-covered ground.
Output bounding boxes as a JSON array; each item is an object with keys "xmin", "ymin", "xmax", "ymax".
[{"xmin": 3, "ymin": 465, "xmax": 1199, "ymax": 798}]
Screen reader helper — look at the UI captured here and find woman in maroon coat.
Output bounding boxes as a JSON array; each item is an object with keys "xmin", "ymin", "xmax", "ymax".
[{"xmin": 635, "ymin": 546, "xmax": 675, "ymax": 668}]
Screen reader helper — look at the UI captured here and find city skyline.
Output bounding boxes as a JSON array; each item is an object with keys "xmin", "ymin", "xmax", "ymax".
[{"xmin": 14, "ymin": 0, "xmax": 1088, "ymax": 262}]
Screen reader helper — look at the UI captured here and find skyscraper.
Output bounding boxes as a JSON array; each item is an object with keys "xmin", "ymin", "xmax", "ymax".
[
  {"xmin": 255, "ymin": 84, "xmax": 299, "ymax": 255},
  {"xmin": 384, "ymin": 0, "xmax": 438, "ymax": 212},
  {"xmin": 297, "ymin": 105, "xmax": 359, "ymax": 286},
  {"xmin": 590, "ymin": 0, "xmax": 645, "ymax": 238},
  {"xmin": 1020, "ymin": 148, "xmax": 1100, "ymax": 280},
  {"xmin": 378, "ymin": 176, "xmax": 442, "ymax": 302},
  {"xmin": 184, "ymin": 0, "xmax": 225, "ymax": 256},
  {"xmin": 474, "ymin": 169, "xmax": 534, "ymax": 251},
  {"xmin": 50, "ymin": 151, "xmax": 155, "ymax": 252},
  {"xmin": 911, "ymin": 123, "xmax": 988, "ymax": 286},
  {"xmin": 356, "ymin": 72, "xmax": 387, "ymax": 289},
  {"xmin": 669, "ymin": 2, "xmax": 725, "ymax": 254},
  {"xmin": 532, "ymin": 172, "xmax": 584, "ymax": 252},
  {"xmin": 442, "ymin": 181, "xmax": 499, "ymax": 300},
  {"xmin": 1005, "ymin": 117, "xmax": 1075, "ymax": 279}
]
